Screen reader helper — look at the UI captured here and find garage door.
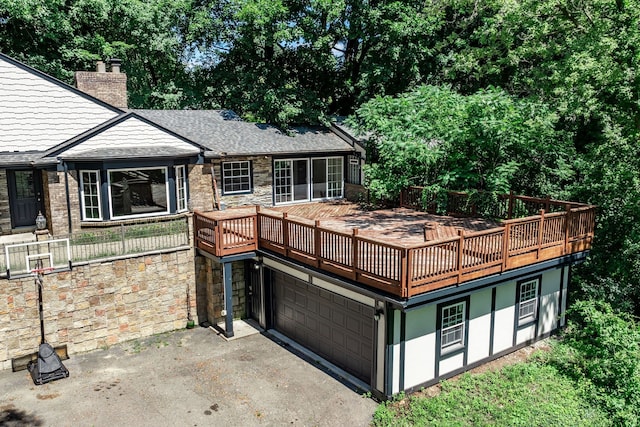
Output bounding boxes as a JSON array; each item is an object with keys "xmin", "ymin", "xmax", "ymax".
[{"xmin": 271, "ymin": 270, "xmax": 374, "ymax": 383}]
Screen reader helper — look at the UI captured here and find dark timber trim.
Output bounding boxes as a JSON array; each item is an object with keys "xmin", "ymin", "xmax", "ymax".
[{"xmin": 489, "ymin": 287, "xmax": 497, "ymax": 356}]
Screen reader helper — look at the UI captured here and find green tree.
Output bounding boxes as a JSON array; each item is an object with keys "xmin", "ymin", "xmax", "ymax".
[
  {"xmin": 0, "ymin": 0, "xmax": 206, "ymax": 108},
  {"xmin": 546, "ymin": 300, "xmax": 640, "ymax": 426},
  {"xmin": 350, "ymin": 85, "xmax": 573, "ymax": 203}
]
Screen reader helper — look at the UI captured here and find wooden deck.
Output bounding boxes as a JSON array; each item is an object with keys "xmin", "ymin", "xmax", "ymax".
[{"xmin": 194, "ymin": 189, "xmax": 596, "ymax": 299}]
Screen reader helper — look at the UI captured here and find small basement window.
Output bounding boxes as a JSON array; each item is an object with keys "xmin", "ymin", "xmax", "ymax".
[
  {"xmin": 441, "ymin": 301, "xmax": 466, "ymax": 351},
  {"xmin": 518, "ymin": 278, "xmax": 539, "ymax": 325}
]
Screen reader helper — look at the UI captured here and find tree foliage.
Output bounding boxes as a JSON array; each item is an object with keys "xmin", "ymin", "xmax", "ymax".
[
  {"xmin": 544, "ymin": 300, "xmax": 640, "ymax": 426},
  {"xmin": 350, "ymin": 85, "xmax": 573, "ymax": 202},
  {"xmin": 2, "ymin": 0, "xmax": 640, "ymax": 311}
]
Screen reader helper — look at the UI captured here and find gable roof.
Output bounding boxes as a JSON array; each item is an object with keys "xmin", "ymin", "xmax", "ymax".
[
  {"xmin": 0, "ymin": 53, "xmax": 122, "ymax": 152},
  {"xmin": 45, "ymin": 113, "xmax": 204, "ymax": 160},
  {"xmin": 132, "ymin": 110, "xmax": 355, "ymax": 158}
]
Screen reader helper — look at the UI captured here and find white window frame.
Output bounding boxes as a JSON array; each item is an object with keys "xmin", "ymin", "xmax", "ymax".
[
  {"xmin": 175, "ymin": 165, "xmax": 188, "ymax": 212},
  {"xmin": 107, "ymin": 166, "xmax": 170, "ymax": 220},
  {"xmin": 80, "ymin": 170, "xmax": 102, "ymax": 221},
  {"xmin": 222, "ymin": 161, "xmax": 252, "ymax": 194},
  {"xmin": 311, "ymin": 157, "xmax": 343, "ymax": 200},
  {"xmin": 274, "ymin": 156, "xmax": 344, "ymax": 205},
  {"xmin": 518, "ymin": 279, "xmax": 539, "ymax": 325},
  {"xmin": 441, "ymin": 301, "xmax": 466, "ymax": 351}
]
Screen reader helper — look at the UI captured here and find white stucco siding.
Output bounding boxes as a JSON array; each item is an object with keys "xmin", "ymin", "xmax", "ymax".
[
  {"xmin": 63, "ymin": 117, "xmax": 198, "ymax": 155},
  {"xmin": 493, "ymin": 282, "xmax": 516, "ymax": 353},
  {"xmin": 403, "ymin": 305, "xmax": 437, "ymax": 388},
  {"xmin": 516, "ymin": 323, "xmax": 536, "ymax": 344},
  {"xmin": 467, "ymin": 288, "xmax": 492, "ymax": 364},
  {"xmin": 439, "ymin": 351, "xmax": 464, "ymax": 376},
  {"xmin": 0, "ymin": 58, "xmax": 118, "ymax": 151},
  {"xmin": 538, "ymin": 268, "xmax": 562, "ymax": 335},
  {"xmin": 538, "ymin": 293, "xmax": 558, "ymax": 335}
]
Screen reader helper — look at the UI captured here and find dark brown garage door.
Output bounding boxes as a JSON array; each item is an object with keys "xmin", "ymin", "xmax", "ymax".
[{"xmin": 271, "ymin": 270, "xmax": 374, "ymax": 384}]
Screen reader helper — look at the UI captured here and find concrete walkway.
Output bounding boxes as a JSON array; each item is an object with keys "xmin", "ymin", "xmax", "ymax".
[{"xmin": 0, "ymin": 327, "xmax": 376, "ymax": 426}]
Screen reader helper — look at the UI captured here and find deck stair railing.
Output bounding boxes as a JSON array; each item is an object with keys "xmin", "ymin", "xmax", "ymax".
[{"xmin": 193, "ymin": 189, "xmax": 595, "ymax": 298}]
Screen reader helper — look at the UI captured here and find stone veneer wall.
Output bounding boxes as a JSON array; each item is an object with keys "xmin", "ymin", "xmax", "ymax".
[
  {"xmin": 195, "ymin": 256, "xmax": 246, "ymax": 326},
  {"xmin": 44, "ymin": 170, "xmax": 82, "ymax": 236},
  {"xmin": 0, "ymin": 170, "xmax": 11, "ymax": 235},
  {"xmin": 0, "ymin": 248, "xmax": 197, "ymax": 370},
  {"xmin": 211, "ymin": 156, "xmax": 273, "ymax": 207},
  {"xmin": 188, "ymin": 164, "xmax": 215, "ymax": 212},
  {"xmin": 345, "ymin": 183, "xmax": 368, "ymax": 203}
]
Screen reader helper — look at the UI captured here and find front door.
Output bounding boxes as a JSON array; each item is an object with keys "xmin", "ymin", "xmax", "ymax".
[{"xmin": 8, "ymin": 170, "xmax": 43, "ymax": 228}]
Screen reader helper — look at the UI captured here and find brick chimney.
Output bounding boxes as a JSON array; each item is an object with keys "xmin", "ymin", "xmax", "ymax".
[{"xmin": 75, "ymin": 59, "xmax": 128, "ymax": 108}]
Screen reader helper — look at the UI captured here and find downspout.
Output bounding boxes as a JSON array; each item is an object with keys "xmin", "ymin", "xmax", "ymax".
[{"xmin": 63, "ymin": 162, "xmax": 72, "ymax": 233}]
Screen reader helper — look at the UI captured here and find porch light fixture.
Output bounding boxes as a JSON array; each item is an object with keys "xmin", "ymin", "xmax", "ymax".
[{"xmin": 35, "ymin": 211, "xmax": 47, "ymax": 230}]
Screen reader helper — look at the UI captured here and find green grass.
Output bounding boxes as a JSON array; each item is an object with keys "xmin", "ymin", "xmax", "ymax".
[{"xmin": 373, "ymin": 362, "xmax": 610, "ymax": 427}]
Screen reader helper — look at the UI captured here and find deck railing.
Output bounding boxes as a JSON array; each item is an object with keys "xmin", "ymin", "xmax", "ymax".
[
  {"xmin": 400, "ymin": 186, "xmax": 585, "ymax": 219},
  {"xmin": 193, "ymin": 190, "xmax": 596, "ymax": 298}
]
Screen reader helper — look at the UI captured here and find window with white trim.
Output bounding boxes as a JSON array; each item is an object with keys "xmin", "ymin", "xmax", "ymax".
[
  {"xmin": 441, "ymin": 301, "xmax": 466, "ymax": 351},
  {"xmin": 175, "ymin": 165, "xmax": 187, "ymax": 212},
  {"xmin": 518, "ymin": 279, "xmax": 539, "ymax": 325},
  {"xmin": 275, "ymin": 156, "xmax": 343, "ymax": 204},
  {"xmin": 222, "ymin": 161, "xmax": 251, "ymax": 194},
  {"xmin": 80, "ymin": 170, "xmax": 102, "ymax": 220},
  {"xmin": 108, "ymin": 167, "xmax": 169, "ymax": 218}
]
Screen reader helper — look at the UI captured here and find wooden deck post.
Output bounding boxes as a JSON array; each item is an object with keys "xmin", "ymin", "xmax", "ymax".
[
  {"xmin": 282, "ymin": 213, "xmax": 289, "ymax": 256},
  {"xmin": 502, "ymin": 223, "xmax": 510, "ymax": 270},
  {"xmin": 400, "ymin": 248, "xmax": 409, "ymax": 298},
  {"xmin": 215, "ymin": 221, "xmax": 224, "ymax": 257},
  {"xmin": 537, "ymin": 209, "xmax": 545, "ymax": 260},
  {"xmin": 352, "ymin": 228, "xmax": 359, "ymax": 281},
  {"xmin": 564, "ymin": 204, "xmax": 571, "ymax": 254},
  {"xmin": 314, "ymin": 220, "xmax": 321, "ymax": 268},
  {"xmin": 457, "ymin": 229, "xmax": 465, "ymax": 284}
]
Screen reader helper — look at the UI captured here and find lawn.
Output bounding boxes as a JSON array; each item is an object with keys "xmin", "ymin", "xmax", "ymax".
[{"xmin": 372, "ymin": 360, "xmax": 610, "ymax": 427}]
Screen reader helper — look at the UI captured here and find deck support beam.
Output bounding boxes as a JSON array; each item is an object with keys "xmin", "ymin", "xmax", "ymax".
[{"xmin": 223, "ymin": 261, "xmax": 234, "ymax": 338}]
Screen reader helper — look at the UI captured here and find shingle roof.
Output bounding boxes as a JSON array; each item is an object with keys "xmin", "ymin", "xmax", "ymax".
[
  {"xmin": 60, "ymin": 145, "xmax": 199, "ymax": 161},
  {"xmin": 0, "ymin": 151, "xmax": 56, "ymax": 167},
  {"xmin": 131, "ymin": 110, "xmax": 355, "ymax": 157}
]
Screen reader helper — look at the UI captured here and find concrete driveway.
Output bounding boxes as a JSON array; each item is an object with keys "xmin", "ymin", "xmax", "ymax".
[{"xmin": 0, "ymin": 326, "xmax": 377, "ymax": 426}]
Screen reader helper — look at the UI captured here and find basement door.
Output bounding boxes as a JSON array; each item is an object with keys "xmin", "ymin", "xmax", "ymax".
[{"xmin": 271, "ymin": 269, "xmax": 374, "ymax": 384}]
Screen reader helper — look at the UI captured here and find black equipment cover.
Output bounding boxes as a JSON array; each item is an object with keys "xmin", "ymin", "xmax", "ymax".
[{"xmin": 27, "ymin": 343, "xmax": 69, "ymax": 385}]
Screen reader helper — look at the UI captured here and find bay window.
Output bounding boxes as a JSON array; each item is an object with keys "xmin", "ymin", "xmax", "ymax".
[{"xmin": 80, "ymin": 164, "xmax": 188, "ymax": 221}]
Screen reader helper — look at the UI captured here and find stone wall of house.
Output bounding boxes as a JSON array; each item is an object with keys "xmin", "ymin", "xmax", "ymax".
[
  {"xmin": 0, "ymin": 170, "xmax": 11, "ymax": 235},
  {"xmin": 188, "ymin": 164, "xmax": 215, "ymax": 212},
  {"xmin": 211, "ymin": 156, "xmax": 273, "ymax": 208},
  {"xmin": 0, "ymin": 248, "xmax": 197, "ymax": 371},
  {"xmin": 194, "ymin": 255, "xmax": 246, "ymax": 327},
  {"xmin": 345, "ymin": 183, "xmax": 368, "ymax": 203},
  {"xmin": 44, "ymin": 170, "xmax": 82, "ymax": 236}
]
